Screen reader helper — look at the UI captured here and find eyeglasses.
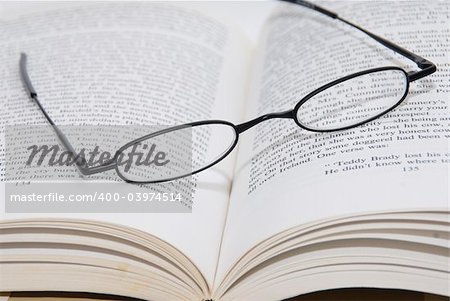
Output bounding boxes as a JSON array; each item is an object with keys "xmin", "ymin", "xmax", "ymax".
[{"xmin": 20, "ymin": 0, "xmax": 436, "ymax": 184}]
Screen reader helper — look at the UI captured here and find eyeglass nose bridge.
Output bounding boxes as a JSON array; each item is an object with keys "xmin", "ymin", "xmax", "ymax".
[{"xmin": 236, "ymin": 109, "xmax": 294, "ymax": 134}]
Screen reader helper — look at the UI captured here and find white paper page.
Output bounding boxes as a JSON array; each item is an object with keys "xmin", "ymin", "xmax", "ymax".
[
  {"xmin": 0, "ymin": 2, "xmax": 251, "ymax": 286},
  {"xmin": 216, "ymin": 0, "xmax": 449, "ymax": 286}
]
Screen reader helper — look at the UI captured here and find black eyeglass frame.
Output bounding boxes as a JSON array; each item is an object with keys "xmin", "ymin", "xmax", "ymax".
[{"xmin": 19, "ymin": 0, "xmax": 436, "ymax": 184}]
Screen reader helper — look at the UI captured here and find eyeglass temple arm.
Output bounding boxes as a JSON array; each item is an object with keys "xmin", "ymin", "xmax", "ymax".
[
  {"xmin": 19, "ymin": 53, "xmax": 115, "ymax": 176},
  {"xmin": 280, "ymin": 0, "xmax": 436, "ymax": 82}
]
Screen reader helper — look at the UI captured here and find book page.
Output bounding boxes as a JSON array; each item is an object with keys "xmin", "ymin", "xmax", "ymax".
[
  {"xmin": 0, "ymin": 2, "xmax": 251, "ymax": 286},
  {"xmin": 216, "ymin": 0, "xmax": 449, "ymax": 286}
]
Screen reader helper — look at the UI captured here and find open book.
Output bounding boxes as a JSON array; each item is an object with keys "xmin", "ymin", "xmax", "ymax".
[{"xmin": 0, "ymin": 1, "xmax": 449, "ymax": 301}]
